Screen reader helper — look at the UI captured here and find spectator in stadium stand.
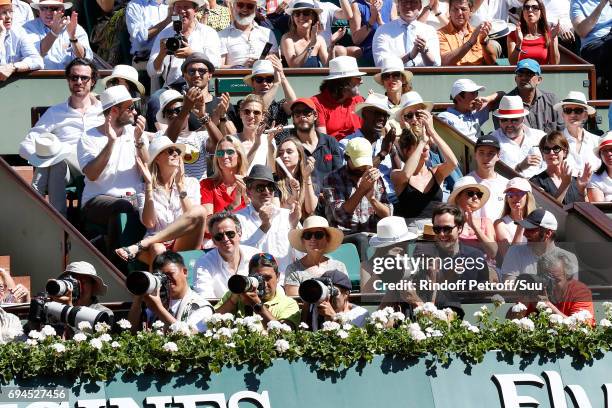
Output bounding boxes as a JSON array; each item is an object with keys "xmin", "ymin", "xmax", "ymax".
[
  {"xmin": 288, "ymin": 97, "xmax": 343, "ymax": 194},
  {"xmin": 19, "ymin": 58, "xmax": 102, "ymax": 217},
  {"xmin": 196, "ymin": 0, "xmax": 231, "ymax": 32},
  {"xmin": 281, "ymin": 0, "xmax": 328, "ymax": 67},
  {"xmin": 348, "ymin": 0, "xmax": 394, "ymax": 66},
  {"xmin": 215, "ymin": 252, "xmax": 301, "ymax": 329},
  {"xmin": 194, "ymin": 211, "xmax": 260, "ymax": 299},
  {"xmin": 23, "ymin": 0, "xmax": 92, "ymax": 69},
  {"xmin": 542, "ymin": 0, "xmax": 577, "ymax": 52},
  {"xmin": 125, "ymin": 0, "xmax": 170, "ymax": 67},
  {"xmin": 507, "ymin": 0, "xmax": 560, "ymax": 65},
  {"xmin": 284, "ymin": 215, "xmax": 347, "ymax": 296},
  {"xmin": 127, "ymin": 251, "xmax": 214, "ymax": 332},
  {"xmin": 437, "ymin": 79, "xmax": 499, "ymax": 142},
  {"xmin": 11, "ymin": 0, "xmax": 33, "ymax": 28},
  {"xmin": 102, "ymin": 64, "xmax": 146, "ymax": 100},
  {"xmin": 372, "ymin": 0, "xmax": 441, "ymax": 67},
  {"xmin": 313, "ymin": 0, "xmax": 356, "ymax": 58},
  {"xmin": 312, "ymin": 56, "xmax": 365, "ymax": 141},
  {"xmin": 494, "ymin": 177, "xmax": 536, "ymax": 257},
  {"xmin": 324, "ymin": 137, "xmax": 392, "ymax": 260},
  {"xmin": 489, "ymin": 95, "xmax": 546, "ymax": 178},
  {"xmin": 496, "ymin": 58, "xmax": 563, "ymax": 134},
  {"xmin": 0, "ymin": 0, "xmax": 43, "ymax": 81},
  {"xmin": 273, "ymin": 136, "xmax": 318, "ymax": 217},
  {"xmin": 554, "ymin": 91, "xmax": 601, "ymax": 176},
  {"xmin": 300, "ymin": 270, "xmax": 369, "ymax": 330},
  {"xmin": 418, "ymin": 0, "xmax": 450, "ymax": 30},
  {"xmin": 77, "ymin": 86, "xmax": 148, "ymax": 255},
  {"xmin": 115, "ymin": 136, "xmax": 207, "ymax": 264},
  {"xmin": 339, "ymin": 93, "xmax": 400, "ymax": 203},
  {"xmin": 588, "ymin": 132, "xmax": 612, "ymax": 201},
  {"xmin": 570, "ymin": 0, "xmax": 612, "ymax": 98},
  {"xmin": 218, "ymin": 0, "xmax": 278, "ymax": 68},
  {"xmin": 438, "ymin": 0, "xmax": 498, "ymax": 66},
  {"xmin": 0, "ymin": 266, "xmax": 29, "ymax": 303},
  {"xmin": 373, "ymin": 56, "xmax": 413, "ymax": 110},
  {"xmin": 466, "ymin": 135, "xmax": 508, "ymax": 222},
  {"xmin": 469, "ymin": 0, "xmax": 521, "ymax": 26}
]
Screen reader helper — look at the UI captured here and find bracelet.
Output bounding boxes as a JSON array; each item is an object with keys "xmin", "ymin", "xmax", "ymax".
[
  {"xmin": 434, "ymin": 11, "xmax": 442, "ymax": 16},
  {"xmin": 48, "ymin": 30, "xmax": 59, "ymax": 38},
  {"xmin": 135, "ymin": 141, "xmax": 144, "ymax": 149},
  {"xmin": 199, "ymin": 113, "xmax": 210, "ymax": 126}
]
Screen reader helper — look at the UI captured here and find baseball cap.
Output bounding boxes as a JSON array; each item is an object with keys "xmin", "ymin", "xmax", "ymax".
[
  {"xmin": 475, "ymin": 135, "xmax": 500, "ymax": 150},
  {"xmin": 321, "ymin": 270, "xmax": 352, "ymax": 291},
  {"xmin": 516, "ymin": 208, "xmax": 557, "ymax": 231},
  {"xmin": 515, "ymin": 59, "xmax": 542, "ymax": 75},
  {"xmin": 345, "ymin": 137, "xmax": 373, "ymax": 167},
  {"xmin": 290, "ymin": 97, "xmax": 317, "ymax": 111},
  {"xmin": 450, "ymin": 79, "xmax": 485, "ymax": 99}
]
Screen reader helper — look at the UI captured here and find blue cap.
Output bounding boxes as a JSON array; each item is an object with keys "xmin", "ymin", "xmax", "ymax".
[{"xmin": 515, "ymin": 59, "xmax": 541, "ymax": 75}]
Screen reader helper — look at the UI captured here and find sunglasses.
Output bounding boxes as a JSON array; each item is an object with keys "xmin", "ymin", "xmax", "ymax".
[
  {"xmin": 292, "ymin": 109, "xmax": 314, "ymax": 117},
  {"xmin": 242, "ymin": 108, "xmax": 262, "ymax": 116},
  {"xmin": 523, "ymin": 4, "xmax": 540, "ymax": 11},
  {"xmin": 253, "ymin": 76, "xmax": 274, "ymax": 84},
  {"xmin": 164, "ymin": 106, "xmax": 182, "ymax": 117},
  {"xmin": 562, "ymin": 107, "xmax": 586, "ymax": 115},
  {"xmin": 252, "ymin": 183, "xmax": 275, "ymax": 193},
  {"xmin": 293, "ymin": 9, "xmax": 313, "ymax": 17},
  {"xmin": 250, "ymin": 252, "xmax": 276, "ymax": 263},
  {"xmin": 381, "ymin": 72, "xmax": 402, "ymax": 81},
  {"xmin": 432, "ymin": 225, "xmax": 456, "ymax": 234},
  {"xmin": 499, "ymin": 118, "xmax": 522, "ymax": 123},
  {"xmin": 506, "ymin": 190, "xmax": 527, "ymax": 198},
  {"xmin": 403, "ymin": 112, "xmax": 417, "ymax": 120},
  {"xmin": 213, "ymin": 230, "xmax": 237, "ymax": 241},
  {"xmin": 302, "ymin": 230, "xmax": 326, "ymax": 240},
  {"xmin": 68, "ymin": 75, "xmax": 91, "ymax": 83},
  {"xmin": 541, "ymin": 145, "xmax": 563, "ymax": 154},
  {"xmin": 165, "ymin": 147, "xmax": 182, "ymax": 155},
  {"xmin": 464, "ymin": 190, "xmax": 484, "ymax": 199},
  {"xmin": 40, "ymin": 6, "xmax": 63, "ymax": 12},
  {"xmin": 215, "ymin": 148, "xmax": 236, "ymax": 157},
  {"xmin": 236, "ymin": 1, "xmax": 256, "ymax": 10},
  {"xmin": 187, "ymin": 67, "xmax": 208, "ymax": 76}
]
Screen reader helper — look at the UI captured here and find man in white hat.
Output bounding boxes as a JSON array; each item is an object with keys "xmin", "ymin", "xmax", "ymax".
[
  {"xmin": 125, "ymin": 0, "xmax": 171, "ymax": 63},
  {"xmin": 218, "ymin": 0, "xmax": 278, "ymax": 68},
  {"xmin": 372, "ymin": 0, "xmax": 441, "ymax": 67},
  {"xmin": 0, "ymin": 0, "xmax": 43, "ymax": 81},
  {"xmin": 20, "ymin": 58, "xmax": 103, "ymax": 217},
  {"xmin": 23, "ymin": 0, "xmax": 93, "ymax": 69},
  {"xmin": 489, "ymin": 95, "xmax": 546, "ymax": 178},
  {"xmin": 77, "ymin": 85, "xmax": 148, "ymax": 253}
]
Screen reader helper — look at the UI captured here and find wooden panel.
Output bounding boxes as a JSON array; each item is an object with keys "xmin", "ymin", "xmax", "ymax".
[
  {"xmin": 0, "ymin": 256, "xmax": 9, "ymax": 273},
  {"xmin": 12, "ymin": 166, "xmax": 33, "ymax": 185}
]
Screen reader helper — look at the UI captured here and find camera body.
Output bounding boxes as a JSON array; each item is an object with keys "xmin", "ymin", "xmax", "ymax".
[
  {"xmin": 28, "ymin": 298, "xmax": 112, "ymax": 328},
  {"xmin": 46, "ymin": 275, "xmax": 81, "ymax": 302},
  {"xmin": 165, "ymin": 15, "xmax": 186, "ymax": 54},
  {"xmin": 126, "ymin": 271, "xmax": 170, "ymax": 303},
  {"xmin": 228, "ymin": 274, "xmax": 266, "ymax": 299},
  {"xmin": 299, "ymin": 277, "xmax": 339, "ymax": 304}
]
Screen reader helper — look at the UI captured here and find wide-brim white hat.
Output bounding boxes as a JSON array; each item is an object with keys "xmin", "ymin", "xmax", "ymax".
[
  {"xmin": 148, "ymin": 136, "xmax": 186, "ymax": 167},
  {"xmin": 30, "ymin": 0, "xmax": 73, "ymax": 10},
  {"xmin": 373, "ymin": 56, "xmax": 413, "ymax": 85},
  {"xmin": 64, "ymin": 261, "xmax": 107, "ymax": 296},
  {"xmin": 288, "ymin": 216, "xmax": 344, "ymax": 253},
  {"xmin": 553, "ymin": 91, "xmax": 596, "ymax": 115},
  {"xmin": 487, "ymin": 19, "xmax": 515, "ymax": 40},
  {"xmin": 28, "ymin": 132, "xmax": 73, "ymax": 168},
  {"xmin": 156, "ymin": 89, "xmax": 184, "ymax": 125},
  {"xmin": 243, "ymin": 59, "xmax": 275, "ymax": 87},
  {"xmin": 493, "ymin": 95, "xmax": 529, "ymax": 119},
  {"xmin": 369, "ymin": 216, "xmax": 417, "ymax": 248},
  {"xmin": 286, "ymin": 0, "xmax": 323, "ymax": 15},
  {"xmin": 100, "ymin": 85, "xmax": 139, "ymax": 112},
  {"xmin": 448, "ymin": 176, "xmax": 490, "ymax": 209},
  {"xmin": 168, "ymin": 0, "xmax": 207, "ymax": 7},
  {"xmin": 102, "ymin": 65, "xmax": 146, "ymax": 95},
  {"xmin": 355, "ymin": 93, "xmax": 392, "ymax": 117},
  {"xmin": 395, "ymin": 91, "xmax": 434, "ymax": 122},
  {"xmin": 323, "ymin": 56, "xmax": 366, "ymax": 81}
]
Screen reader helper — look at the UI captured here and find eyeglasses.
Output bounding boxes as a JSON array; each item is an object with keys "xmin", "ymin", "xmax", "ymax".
[
  {"xmin": 506, "ymin": 190, "xmax": 527, "ymax": 198},
  {"xmin": 432, "ymin": 225, "xmax": 457, "ymax": 234},
  {"xmin": 40, "ymin": 6, "xmax": 63, "ymax": 12},
  {"xmin": 187, "ymin": 68, "xmax": 208, "ymax": 76},
  {"xmin": 464, "ymin": 190, "xmax": 484, "ymax": 199},
  {"xmin": 215, "ymin": 149, "xmax": 236, "ymax": 157},
  {"xmin": 165, "ymin": 147, "xmax": 182, "ymax": 156},
  {"xmin": 124, "ymin": 104, "xmax": 137, "ymax": 112},
  {"xmin": 381, "ymin": 72, "xmax": 402, "ymax": 81},
  {"xmin": 252, "ymin": 183, "xmax": 275, "ymax": 193},
  {"xmin": 253, "ymin": 76, "xmax": 274, "ymax": 84},
  {"xmin": 106, "ymin": 78, "xmax": 121, "ymax": 87},
  {"xmin": 293, "ymin": 9, "xmax": 313, "ymax": 17},
  {"xmin": 164, "ymin": 106, "xmax": 182, "ymax": 117},
  {"xmin": 562, "ymin": 107, "xmax": 586, "ymax": 115},
  {"xmin": 68, "ymin": 75, "xmax": 91, "ymax": 83},
  {"xmin": 403, "ymin": 112, "xmax": 417, "ymax": 120},
  {"xmin": 302, "ymin": 230, "xmax": 326, "ymax": 240},
  {"xmin": 213, "ymin": 230, "xmax": 237, "ymax": 241},
  {"xmin": 292, "ymin": 109, "xmax": 314, "ymax": 117},
  {"xmin": 236, "ymin": 2, "xmax": 256, "ymax": 10},
  {"xmin": 541, "ymin": 145, "xmax": 563, "ymax": 154},
  {"xmin": 523, "ymin": 4, "xmax": 540, "ymax": 11},
  {"xmin": 499, "ymin": 118, "xmax": 522, "ymax": 123},
  {"xmin": 242, "ymin": 108, "xmax": 262, "ymax": 116}
]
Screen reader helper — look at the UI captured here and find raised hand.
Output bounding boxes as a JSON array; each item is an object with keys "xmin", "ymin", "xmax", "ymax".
[
  {"xmin": 67, "ymin": 11, "xmax": 78, "ymax": 39},
  {"xmin": 135, "ymin": 156, "xmax": 152, "ymax": 185},
  {"xmin": 184, "ymin": 86, "xmax": 201, "ymax": 112},
  {"xmin": 50, "ymin": 11, "xmax": 69, "ymax": 36},
  {"xmin": 104, "ymin": 110, "xmax": 118, "ymax": 141},
  {"xmin": 551, "ymin": 20, "xmax": 561, "ymax": 38},
  {"xmin": 134, "ymin": 115, "xmax": 146, "ymax": 141},
  {"xmin": 577, "ymin": 162, "xmax": 593, "ymax": 191},
  {"xmin": 560, "ymin": 160, "xmax": 573, "ymax": 183},
  {"xmin": 302, "ymin": 156, "xmax": 315, "ymax": 178},
  {"xmin": 174, "ymin": 40, "xmax": 193, "ymax": 58}
]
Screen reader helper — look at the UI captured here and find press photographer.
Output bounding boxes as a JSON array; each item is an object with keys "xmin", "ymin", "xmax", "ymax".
[
  {"xmin": 215, "ymin": 253, "xmax": 300, "ymax": 329},
  {"xmin": 127, "ymin": 251, "xmax": 214, "ymax": 333}
]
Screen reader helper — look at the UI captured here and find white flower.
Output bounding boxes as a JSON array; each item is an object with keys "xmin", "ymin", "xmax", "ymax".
[
  {"xmin": 73, "ymin": 332, "xmax": 87, "ymax": 342},
  {"xmin": 204, "ymin": 330, "xmax": 213, "ymax": 337},
  {"xmin": 425, "ymin": 328, "xmax": 442, "ymax": 338},
  {"xmin": 572, "ymin": 310, "xmax": 593, "ymax": 324},
  {"xmin": 117, "ymin": 319, "xmax": 132, "ymax": 330},
  {"xmin": 511, "ymin": 302, "xmax": 528, "ymax": 313},
  {"xmin": 274, "ymin": 339, "xmax": 290, "ymax": 353},
  {"xmin": 267, "ymin": 320, "xmax": 291, "ymax": 332},
  {"xmin": 41, "ymin": 325, "xmax": 57, "ymax": 337},
  {"xmin": 473, "ymin": 311, "xmax": 484, "ymax": 319},
  {"xmin": 51, "ymin": 343, "xmax": 66, "ymax": 353},
  {"xmin": 549, "ymin": 314, "xmax": 564, "ymax": 325},
  {"xmin": 95, "ymin": 322, "xmax": 110, "ymax": 333},
  {"xmin": 468, "ymin": 326, "xmax": 480, "ymax": 334},
  {"xmin": 152, "ymin": 320, "xmax": 165, "ymax": 330},
  {"xmin": 369, "ymin": 310, "xmax": 389, "ymax": 325},
  {"xmin": 337, "ymin": 330, "xmax": 349, "ymax": 339},
  {"xmin": 28, "ymin": 330, "xmax": 42, "ymax": 340},
  {"xmin": 432, "ymin": 310, "xmax": 449, "ymax": 322},
  {"xmin": 334, "ymin": 312, "xmax": 350, "ymax": 325},
  {"xmin": 205, "ymin": 314, "xmax": 223, "ymax": 325},
  {"xmin": 603, "ymin": 302, "xmax": 612, "ymax": 311},
  {"xmin": 220, "ymin": 313, "xmax": 235, "ymax": 323},
  {"xmin": 214, "ymin": 327, "xmax": 236, "ymax": 339},
  {"xmin": 443, "ymin": 308, "xmax": 456, "ymax": 321},
  {"xmin": 390, "ymin": 312, "xmax": 406, "ymax": 322},
  {"xmin": 342, "ymin": 323, "xmax": 353, "ymax": 331},
  {"xmin": 162, "ymin": 341, "xmax": 178, "ymax": 352},
  {"xmin": 155, "ymin": 330, "xmax": 165, "ymax": 336},
  {"xmin": 581, "ymin": 327, "xmax": 589, "ymax": 334},
  {"xmin": 410, "ymin": 330, "xmax": 427, "ymax": 342},
  {"xmin": 374, "ymin": 322, "xmax": 383, "ymax": 330},
  {"xmin": 99, "ymin": 333, "xmax": 112, "ymax": 342},
  {"xmin": 536, "ymin": 301, "xmax": 548, "ymax": 311},
  {"xmin": 544, "ymin": 308, "xmax": 553, "ymax": 315},
  {"xmin": 600, "ymin": 319, "xmax": 612, "ymax": 327},
  {"xmin": 407, "ymin": 322, "xmax": 421, "ymax": 332},
  {"xmin": 111, "ymin": 341, "xmax": 120, "ymax": 349},
  {"xmin": 89, "ymin": 338, "xmax": 103, "ymax": 350},
  {"xmin": 77, "ymin": 321, "xmax": 92, "ymax": 332},
  {"xmin": 226, "ymin": 342, "xmax": 236, "ymax": 348},
  {"xmin": 480, "ymin": 305, "xmax": 488, "ymax": 312},
  {"xmin": 321, "ymin": 321, "xmax": 341, "ymax": 332},
  {"xmin": 25, "ymin": 339, "xmax": 38, "ymax": 346},
  {"xmin": 513, "ymin": 317, "xmax": 535, "ymax": 331},
  {"xmin": 299, "ymin": 322, "xmax": 309, "ymax": 330},
  {"xmin": 491, "ymin": 294, "xmax": 505, "ymax": 306},
  {"xmin": 169, "ymin": 321, "xmax": 195, "ymax": 336}
]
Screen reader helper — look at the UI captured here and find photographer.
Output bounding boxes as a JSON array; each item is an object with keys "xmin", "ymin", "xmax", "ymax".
[
  {"xmin": 128, "ymin": 251, "xmax": 214, "ymax": 333},
  {"xmin": 215, "ymin": 253, "xmax": 300, "ymax": 329},
  {"xmin": 300, "ymin": 270, "xmax": 369, "ymax": 330}
]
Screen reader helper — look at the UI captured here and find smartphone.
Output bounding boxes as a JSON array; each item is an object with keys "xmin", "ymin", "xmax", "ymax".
[{"xmin": 259, "ymin": 42, "xmax": 273, "ymax": 60}]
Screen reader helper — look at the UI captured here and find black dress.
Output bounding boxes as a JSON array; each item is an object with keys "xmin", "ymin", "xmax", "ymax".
[
  {"xmin": 530, "ymin": 171, "xmax": 584, "ymax": 205},
  {"xmin": 395, "ymin": 169, "xmax": 443, "ymax": 219}
]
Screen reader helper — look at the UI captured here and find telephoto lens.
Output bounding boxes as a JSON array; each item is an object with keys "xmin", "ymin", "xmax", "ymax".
[
  {"xmin": 299, "ymin": 277, "xmax": 337, "ymax": 304},
  {"xmin": 228, "ymin": 275, "xmax": 260, "ymax": 294},
  {"xmin": 126, "ymin": 271, "xmax": 165, "ymax": 296},
  {"xmin": 46, "ymin": 276, "xmax": 80, "ymax": 300}
]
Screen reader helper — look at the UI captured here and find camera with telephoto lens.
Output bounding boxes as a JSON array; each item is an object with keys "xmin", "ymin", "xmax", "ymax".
[
  {"xmin": 28, "ymin": 299, "xmax": 112, "ymax": 327},
  {"xmin": 228, "ymin": 274, "xmax": 266, "ymax": 299},
  {"xmin": 126, "ymin": 271, "xmax": 170, "ymax": 303},
  {"xmin": 46, "ymin": 275, "xmax": 80, "ymax": 302},
  {"xmin": 165, "ymin": 15, "xmax": 186, "ymax": 55},
  {"xmin": 299, "ymin": 277, "xmax": 339, "ymax": 304}
]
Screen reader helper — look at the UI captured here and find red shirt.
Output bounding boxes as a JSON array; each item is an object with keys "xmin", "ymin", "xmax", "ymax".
[
  {"xmin": 509, "ymin": 31, "xmax": 549, "ymax": 65},
  {"xmin": 312, "ymin": 89, "xmax": 364, "ymax": 142},
  {"xmin": 200, "ymin": 178, "xmax": 246, "ymax": 213},
  {"xmin": 526, "ymin": 279, "xmax": 595, "ymax": 325}
]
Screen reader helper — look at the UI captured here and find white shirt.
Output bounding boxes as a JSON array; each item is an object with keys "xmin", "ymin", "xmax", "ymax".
[
  {"xmin": 497, "ymin": 215, "xmax": 526, "ymax": 244},
  {"xmin": 467, "ymin": 170, "xmax": 508, "ymax": 221},
  {"xmin": 492, "ymin": 126, "xmax": 546, "ymax": 178},
  {"xmin": 136, "ymin": 177, "xmax": 200, "ymax": 237},
  {"xmin": 0, "ymin": 25, "xmax": 43, "ymax": 69},
  {"xmin": 11, "ymin": 0, "xmax": 34, "ymax": 29},
  {"xmin": 19, "ymin": 97, "xmax": 104, "ymax": 166},
  {"xmin": 587, "ymin": 171, "xmax": 612, "ymax": 201},
  {"xmin": 193, "ymin": 245, "xmax": 260, "ymax": 299},
  {"xmin": 372, "ymin": 18, "xmax": 441, "ymax": 67},
  {"xmin": 23, "ymin": 18, "xmax": 93, "ymax": 69},
  {"xmin": 543, "ymin": 0, "xmax": 572, "ymax": 30},
  {"xmin": 125, "ymin": 0, "xmax": 169, "ymax": 54},
  {"xmin": 318, "ymin": 1, "xmax": 340, "ymax": 45},
  {"xmin": 234, "ymin": 204, "xmax": 299, "ymax": 281},
  {"xmin": 563, "ymin": 128, "xmax": 601, "ymax": 177},
  {"xmin": 176, "ymin": 130, "xmax": 209, "ymax": 180},
  {"xmin": 78, "ymin": 125, "xmax": 149, "ymax": 205},
  {"xmin": 219, "ymin": 22, "xmax": 278, "ymax": 68},
  {"xmin": 145, "ymin": 288, "xmax": 213, "ymax": 332},
  {"xmin": 437, "ymin": 108, "xmax": 490, "ymax": 142},
  {"xmin": 147, "ymin": 23, "xmax": 221, "ymax": 86},
  {"xmin": 470, "ymin": 0, "xmax": 523, "ymax": 26}
]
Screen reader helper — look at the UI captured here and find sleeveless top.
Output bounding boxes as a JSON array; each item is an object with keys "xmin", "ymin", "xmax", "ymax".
[
  {"xmin": 303, "ymin": 55, "xmax": 322, "ymax": 68},
  {"xmin": 395, "ymin": 168, "xmax": 443, "ymax": 219}
]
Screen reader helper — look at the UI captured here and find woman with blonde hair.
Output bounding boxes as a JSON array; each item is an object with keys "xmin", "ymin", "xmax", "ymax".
[
  {"xmin": 281, "ymin": 0, "xmax": 329, "ymax": 67},
  {"xmin": 494, "ymin": 177, "xmax": 537, "ymax": 257}
]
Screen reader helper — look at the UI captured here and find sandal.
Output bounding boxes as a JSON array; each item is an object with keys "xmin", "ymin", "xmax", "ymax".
[{"xmin": 115, "ymin": 241, "xmax": 144, "ymax": 262}]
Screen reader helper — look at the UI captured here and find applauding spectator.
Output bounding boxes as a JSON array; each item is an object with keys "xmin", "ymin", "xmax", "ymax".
[
  {"xmin": 349, "ymin": 0, "xmax": 391, "ymax": 65},
  {"xmin": 588, "ymin": 133, "xmax": 612, "ymax": 201},
  {"xmin": 281, "ymin": 0, "xmax": 328, "ymax": 67},
  {"xmin": 373, "ymin": 56, "xmax": 413, "ymax": 110},
  {"xmin": 494, "ymin": 177, "xmax": 536, "ymax": 257},
  {"xmin": 508, "ymin": 0, "xmax": 560, "ymax": 65}
]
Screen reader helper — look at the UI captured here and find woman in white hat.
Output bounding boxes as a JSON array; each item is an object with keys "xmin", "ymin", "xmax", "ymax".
[
  {"xmin": 493, "ymin": 177, "xmax": 537, "ymax": 257},
  {"xmin": 507, "ymin": 0, "xmax": 560, "ymax": 65},
  {"xmin": 281, "ymin": 0, "xmax": 328, "ymax": 67},
  {"xmin": 373, "ymin": 56, "xmax": 413, "ymax": 109},
  {"xmin": 587, "ymin": 133, "xmax": 612, "ymax": 202},
  {"xmin": 448, "ymin": 176, "xmax": 497, "ymax": 259},
  {"xmin": 116, "ymin": 136, "xmax": 206, "ymax": 265},
  {"xmin": 285, "ymin": 216, "xmax": 346, "ymax": 296}
]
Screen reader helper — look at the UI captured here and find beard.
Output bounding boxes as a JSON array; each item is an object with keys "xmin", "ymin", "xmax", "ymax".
[{"xmin": 235, "ymin": 13, "xmax": 255, "ymax": 26}]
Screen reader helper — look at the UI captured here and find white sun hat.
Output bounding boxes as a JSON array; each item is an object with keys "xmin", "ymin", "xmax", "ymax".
[
  {"xmin": 243, "ymin": 59, "xmax": 275, "ymax": 87},
  {"xmin": 27, "ymin": 132, "xmax": 73, "ymax": 168},
  {"xmin": 147, "ymin": 136, "xmax": 186, "ymax": 167},
  {"xmin": 373, "ymin": 56, "xmax": 413, "ymax": 85},
  {"xmin": 30, "ymin": 0, "xmax": 72, "ymax": 10},
  {"xmin": 286, "ymin": 0, "xmax": 323, "ymax": 15},
  {"xmin": 369, "ymin": 216, "xmax": 417, "ymax": 248},
  {"xmin": 493, "ymin": 95, "xmax": 529, "ymax": 119},
  {"xmin": 102, "ymin": 65, "xmax": 146, "ymax": 95},
  {"xmin": 553, "ymin": 91, "xmax": 596, "ymax": 115},
  {"xmin": 155, "ymin": 89, "xmax": 184, "ymax": 125},
  {"xmin": 447, "ymin": 175, "xmax": 491, "ymax": 210},
  {"xmin": 323, "ymin": 56, "xmax": 366, "ymax": 81},
  {"xmin": 395, "ymin": 91, "xmax": 434, "ymax": 122},
  {"xmin": 100, "ymin": 85, "xmax": 140, "ymax": 111},
  {"xmin": 354, "ymin": 93, "xmax": 392, "ymax": 117},
  {"xmin": 450, "ymin": 78, "xmax": 486, "ymax": 99}
]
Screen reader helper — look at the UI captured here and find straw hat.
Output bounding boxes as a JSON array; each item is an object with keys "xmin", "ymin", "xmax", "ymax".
[
  {"xmin": 323, "ymin": 56, "xmax": 366, "ymax": 81},
  {"xmin": 30, "ymin": 0, "xmax": 73, "ymax": 10},
  {"xmin": 447, "ymin": 176, "xmax": 490, "ymax": 210},
  {"xmin": 354, "ymin": 93, "xmax": 392, "ymax": 117},
  {"xmin": 395, "ymin": 91, "xmax": 433, "ymax": 122},
  {"xmin": 28, "ymin": 133, "xmax": 73, "ymax": 168},
  {"xmin": 288, "ymin": 216, "xmax": 344, "ymax": 253},
  {"xmin": 156, "ymin": 89, "xmax": 184, "ymax": 125},
  {"xmin": 243, "ymin": 59, "xmax": 275, "ymax": 87},
  {"xmin": 553, "ymin": 91, "xmax": 596, "ymax": 115},
  {"xmin": 369, "ymin": 216, "xmax": 417, "ymax": 248},
  {"xmin": 373, "ymin": 57, "xmax": 413, "ymax": 85},
  {"xmin": 64, "ymin": 261, "xmax": 107, "ymax": 296},
  {"xmin": 102, "ymin": 65, "xmax": 146, "ymax": 95},
  {"xmin": 493, "ymin": 95, "xmax": 529, "ymax": 119},
  {"xmin": 100, "ymin": 85, "xmax": 139, "ymax": 111},
  {"xmin": 147, "ymin": 136, "xmax": 186, "ymax": 167},
  {"xmin": 594, "ymin": 132, "xmax": 612, "ymax": 156},
  {"xmin": 286, "ymin": 0, "xmax": 322, "ymax": 15}
]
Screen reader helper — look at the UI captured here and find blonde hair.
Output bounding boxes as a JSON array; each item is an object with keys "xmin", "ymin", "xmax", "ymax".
[
  {"xmin": 210, "ymin": 135, "xmax": 248, "ymax": 182},
  {"xmin": 288, "ymin": 9, "xmax": 319, "ymax": 37},
  {"xmin": 149, "ymin": 148, "xmax": 183, "ymax": 190},
  {"xmin": 241, "ymin": 94, "xmax": 265, "ymax": 111},
  {"xmin": 275, "ymin": 137, "xmax": 307, "ymax": 206}
]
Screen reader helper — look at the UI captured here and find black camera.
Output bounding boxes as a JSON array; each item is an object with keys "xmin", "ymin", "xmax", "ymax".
[
  {"xmin": 299, "ymin": 277, "xmax": 339, "ymax": 304},
  {"xmin": 46, "ymin": 275, "xmax": 80, "ymax": 302},
  {"xmin": 28, "ymin": 299, "xmax": 112, "ymax": 327},
  {"xmin": 228, "ymin": 274, "xmax": 266, "ymax": 299},
  {"xmin": 126, "ymin": 271, "xmax": 170, "ymax": 303},
  {"xmin": 165, "ymin": 15, "xmax": 185, "ymax": 54}
]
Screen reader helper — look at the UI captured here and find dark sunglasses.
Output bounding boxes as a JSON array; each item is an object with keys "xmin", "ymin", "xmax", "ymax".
[
  {"xmin": 465, "ymin": 190, "xmax": 484, "ymax": 199},
  {"xmin": 253, "ymin": 183, "xmax": 275, "ymax": 193},
  {"xmin": 164, "ymin": 106, "xmax": 182, "ymax": 117},
  {"xmin": 236, "ymin": 2, "xmax": 256, "ymax": 10},
  {"xmin": 381, "ymin": 72, "xmax": 402, "ymax": 81},
  {"xmin": 242, "ymin": 108, "xmax": 262, "ymax": 116},
  {"xmin": 165, "ymin": 147, "xmax": 182, "ymax": 155},
  {"xmin": 293, "ymin": 9, "xmax": 313, "ymax": 17},
  {"xmin": 187, "ymin": 67, "xmax": 208, "ymax": 76},
  {"xmin": 253, "ymin": 76, "xmax": 274, "ymax": 84},
  {"xmin": 523, "ymin": 4, "xmax": 540, "ymax": 11},
  {"xmin": 40, "ymin": 6, "xmax": 64, "ymax": 12},
  {"xmin": 563, "ymin": 107, "xmax": 586, "ymax": 115},
  {"xmin": 403, "ymin": 112, "xmax": 417, "ymax": 120},
  {"xmin": 506, "ymin": 190, "xmax": 527, "ymax": 198},
  {"xmin": 124, "ymin": 104, "xmax": 137, "ymax": 112},
  {"xmin": 68, "ymin": 75, "xmax": 91, "ymax": 82},
  {"xmin": 213, "ymin": 230, "xmax": 237, "ymax": 241},
  {"xmin": 215, "ymin": 149, "xmax": 236, "ymax": 157},
  {"xmin": 106, "ymin": 78, "xmax": 121, "ymax": 86},
  {"xmin": 499, "ymin": 117, "xmax": 522, "ymax": 123},
  {"xmin": 432, "ymin": 225, "xmax": 456, "ymax": 234},
  {"xmin": 292, "ymin": 109, "xmax": 314, "ymax": 117},
  {"xmin": 302, "ymin": 230, "xmax": 326, "ymax": 240},
  {"xmin": 541, "ymin": 145, "xmax": 563, "ymax": 154}
]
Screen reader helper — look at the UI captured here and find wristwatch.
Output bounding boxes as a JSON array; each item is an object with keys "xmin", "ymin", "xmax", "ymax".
[
  {"xmin": 376, "ymin": 152, "xmax": 387, "ymax": 162},
  {"xmin": 253, "ymin": 302, "xmax": 264, "ymax": 313},
  {"xmin": 69, "ymin": 38, "xmax": 78, "ymax": 43},
  {"xmin": 179, "ymin": 191, "xmax": 188, "ymax": 199}
]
